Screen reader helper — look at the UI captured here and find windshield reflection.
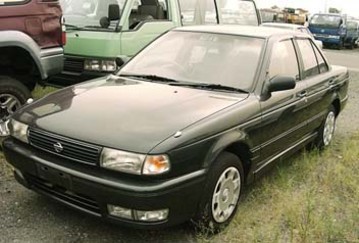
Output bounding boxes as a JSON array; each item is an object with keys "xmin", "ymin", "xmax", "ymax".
[{"xmin": 119, "ymin": 31, "xmax": 264, "ymax": 91}]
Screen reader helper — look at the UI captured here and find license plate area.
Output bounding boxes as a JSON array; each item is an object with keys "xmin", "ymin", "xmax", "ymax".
[{"xmin": 36, "ymin": 164, "xmax": 72, "ymax": 190}]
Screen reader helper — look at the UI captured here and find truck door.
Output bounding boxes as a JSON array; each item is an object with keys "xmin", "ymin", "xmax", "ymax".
[{"xmin": 120, "ymin": 0, "xmax": 177, "ymax": 57}]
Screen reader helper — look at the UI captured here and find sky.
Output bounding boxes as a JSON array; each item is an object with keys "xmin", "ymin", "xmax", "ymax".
[{"xmin": 255, "ymin": 0, "xmax": 359, "ymax": 18}]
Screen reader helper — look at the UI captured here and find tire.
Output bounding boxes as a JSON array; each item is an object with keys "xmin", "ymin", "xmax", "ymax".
[
  {"xmin": 0, "ymin": 76, "xmax": 31, "ymax": 138},
  {"xmin": 193, "ymin": 152, "xmax": 244, "ymax": 234},
  {"xmin": 314, "ymin": 105, "xmax": 336, "ymax": 150}
]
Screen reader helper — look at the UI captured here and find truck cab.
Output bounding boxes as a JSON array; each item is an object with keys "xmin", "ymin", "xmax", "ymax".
[
  {"xmin": 309, "ymin": 13, "xmax": 348, "ymax": 49},
  {"xmin": 52, "ymin": 0, "xmax": 260, "ymax": 85}
]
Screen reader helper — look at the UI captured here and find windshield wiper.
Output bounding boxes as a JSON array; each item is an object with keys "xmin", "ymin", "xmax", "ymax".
[
  {"xmin": 169, "ymin": 83, "xmax": 248, "ymax": 93},
  {"xmin": 119, "ymin": 74, "xmax": 179, "ymax": 83}
]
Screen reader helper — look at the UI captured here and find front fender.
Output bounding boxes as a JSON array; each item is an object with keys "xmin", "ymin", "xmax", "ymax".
[{"xmin": 203, "ymin": 129, "xmax": 249, "ymax": 168}]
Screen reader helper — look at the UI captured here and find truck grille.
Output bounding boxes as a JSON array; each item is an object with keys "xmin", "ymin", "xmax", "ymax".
[
  {"xmin": 64, "ymin": 57, "xmax": 84, "ymax": 73},
  {"xmin": 28, "ymin": 128, "xmax": 102, "ymax": 166},
  {"xmin": 27, "ymin": 174, "xmax": 101, "ymax": 216}
]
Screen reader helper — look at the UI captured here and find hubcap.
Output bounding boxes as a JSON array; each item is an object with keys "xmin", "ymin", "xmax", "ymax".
[
  {"xmin": 323, "ymin": 111, "xmax": 336, "ymax": 146},
  {"xmin": 0, "ymin": 94, "xmax": 21, "ymax": 136},
  {"xmin": 212, "ymin": 167, "xmax": 241, "ymax": 223}
]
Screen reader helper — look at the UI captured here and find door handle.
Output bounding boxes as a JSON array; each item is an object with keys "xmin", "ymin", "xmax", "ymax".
[
  {"xmin": 329, "ymin": 79, "xmax": 335, "ymax": 86},
  {"xmin": 297, "ymin": 91, "xmax": 307, "ymax": 98}
]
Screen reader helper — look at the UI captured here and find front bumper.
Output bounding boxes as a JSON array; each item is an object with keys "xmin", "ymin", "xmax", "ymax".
[
  {"xmin": 313, "ymin": 35, "xmax": 341, "ymax": 45},
  {"xmin": 40, "ymin": 47, "xmax": 64, "ymax": 79},
  {"xmin": 3, "ymin": 138, "xmax": 206, "ymax": 229}
]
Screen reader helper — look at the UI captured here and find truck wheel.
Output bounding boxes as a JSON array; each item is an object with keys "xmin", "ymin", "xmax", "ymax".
[
  {"xmin": 337, "ymin": 39, "xmax": 344, "ymax": 50},
  {"xmin": 349, "ymin": 41, "xmax": 355, "ymax": 50},
  {"xmin": 193, "ymin": 152, "xmax": 244, "ymax": 234},
  {"xmin": 314, "ymin": 105, "xmax": 336, "ymax": 150},
  {"xmin": 0, "ymin": 76, "xmax": 31, "ymax": 138}
]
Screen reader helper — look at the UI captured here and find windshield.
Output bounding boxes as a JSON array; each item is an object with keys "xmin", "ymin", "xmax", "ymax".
[
  {"xmin": 60, "ymin": 0, "xmax": 126, "ymax": 31},
  {"xmin": 310, "ymin": 14, "xmax": 343, "ymax": 28},
  {"xmin": 347, "ymin": 21, "xmax": 358, "ymax": 30},
  {"xmin": 119, "ymin": 31, "xmax": 264, "ymax": 91}
]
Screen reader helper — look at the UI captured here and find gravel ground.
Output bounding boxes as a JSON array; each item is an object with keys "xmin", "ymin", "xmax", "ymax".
[{"xmin": 0, "ymin": 71, "xmax": 358, "ymax": 243}]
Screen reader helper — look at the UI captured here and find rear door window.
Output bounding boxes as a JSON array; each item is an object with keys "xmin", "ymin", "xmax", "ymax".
[
  {"xmin": 297, "ymin": 39, "xmax": 321, "ymax": 78},
  {"xmin": 0, "ymin": 0, "xmax": 28, "ymax": 5}
]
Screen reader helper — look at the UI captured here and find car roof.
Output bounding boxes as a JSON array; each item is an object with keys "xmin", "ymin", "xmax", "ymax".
[
  {"xmin": 174, "ymin": 25, "xmax": 306, "ymax": 39},
  {"xmin": 261, "ymin": 22, "xmax": 305, "ymax": 30}
]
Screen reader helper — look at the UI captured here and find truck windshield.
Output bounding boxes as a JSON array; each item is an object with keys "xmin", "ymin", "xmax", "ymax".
[
  {"xmin": 310, "ymin": 14, "xmax": 342, "ymax": 29},
  {"xmin": 60, "ymin": 0, "xmax": 126, "ymax": 31},
  {"xmin": 119, "ymin": 31, "xmax": 264, "ymax": 91}
]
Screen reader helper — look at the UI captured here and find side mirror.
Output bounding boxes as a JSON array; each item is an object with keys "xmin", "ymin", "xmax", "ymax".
[
  {"xmin": 108, "ymin": 4, "xmax": 120, "ymax": 21},
  {"xmin": 268, "ymin": 76, "xmax": 296, "ymax": 93},
  {"xmin": 261, "ymin": 76, "xmax": 296, "ymax": 100},
  {"xmin": 115, "ymin": 56, "xmax": 130, "ymax": 67}
]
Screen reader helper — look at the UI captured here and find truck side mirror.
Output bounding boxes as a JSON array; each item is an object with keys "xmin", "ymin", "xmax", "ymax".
[
  {"xmin": 100, "ymin": 4, "xmax": 121, "ymax": 28},
  {"xmin": 109, "ymin": 4, "xmax": 120, "ymax": 21}
]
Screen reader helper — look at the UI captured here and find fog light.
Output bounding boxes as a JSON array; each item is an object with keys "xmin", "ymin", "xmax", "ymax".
[
  {"xmin": 135, "ymin": 209, "xmax": 169, "ymax": 222},
  {"xmin": 107, "ymin": 205, "xmax": 132, "ymax": 220}
]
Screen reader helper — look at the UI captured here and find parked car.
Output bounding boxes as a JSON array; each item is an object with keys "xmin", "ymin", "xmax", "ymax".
[
  {"xmin": 261, "ymin": 22, "xmax": 323, "ymax": 49},
  {"xmin": 51, "ymin": 0, "xmax": 261, "ymax": 86},
  {"xmin": 0, "ymin": 0, "xmax": 66, "ymax": 137},
  {"xmin": 3, "ymin": 25, "xmax": 349, "ymax": 232}
]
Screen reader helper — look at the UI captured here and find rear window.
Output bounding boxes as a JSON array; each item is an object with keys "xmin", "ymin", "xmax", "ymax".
[{"xmin": 0, "ymin": 0, "xmax": 29, "ymax": 5}]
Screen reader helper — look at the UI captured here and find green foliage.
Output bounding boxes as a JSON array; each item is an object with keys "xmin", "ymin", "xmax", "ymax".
[
  {"xmin": 32, "ymin": 85, "xmax": 58, "ymax": 100},
  {"xmin": 205, "ymin": 136, "xmax": 359, "ymax": 242}
]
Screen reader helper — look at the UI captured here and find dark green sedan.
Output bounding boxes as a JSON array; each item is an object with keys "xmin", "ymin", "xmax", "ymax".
[{"xmin": 3, "ymin": 25, "xmax": 349, "ymax": 232}]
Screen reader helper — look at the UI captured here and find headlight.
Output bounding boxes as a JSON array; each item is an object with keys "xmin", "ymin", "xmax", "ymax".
[
  {"xmin": 84, "ymin": 59, "xmax": 117, "ymax": 72},
  {"xmin": 9, "ymin": 119, "xmax": 29, "ymax": 143},
  {"xmin": 100, "ymin": 148, "xmax": 170, "ymax": 175},
  {"xmin": 328, "ymin": 35, "xmax": 340, "ymax": 39}
]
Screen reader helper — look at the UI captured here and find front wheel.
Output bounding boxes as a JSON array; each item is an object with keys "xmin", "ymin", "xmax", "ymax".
[
  {"xmin": 193, "ymin": 152, "xmax": 244, "ymax": 234},
  {"xmin": 315, "ymin": 106, "xmax": 336, "ymax": 149},
  {"xmin": 0, "ymin": 76, "xmax": 31, "ymax": 137}
]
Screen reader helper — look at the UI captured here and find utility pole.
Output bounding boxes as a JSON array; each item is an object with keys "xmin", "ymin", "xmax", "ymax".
[{"xmin": 324, "ymin": 0, "xmax": 328, "ymax": 13}]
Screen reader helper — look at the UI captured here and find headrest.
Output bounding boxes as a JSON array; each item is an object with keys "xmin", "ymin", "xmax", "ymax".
[{"xmin": 141, "ymin": 0, "xmax": 159, "ymax": 6}]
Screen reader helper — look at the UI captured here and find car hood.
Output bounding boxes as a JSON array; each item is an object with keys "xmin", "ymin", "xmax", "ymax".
[{"xmin": 18, "ymin": 77, "xmax": 247, "ymax": 153}]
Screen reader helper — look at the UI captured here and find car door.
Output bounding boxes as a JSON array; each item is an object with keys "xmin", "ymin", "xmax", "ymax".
[
  {"xmin": 295, "ymin": 38, "xmax": 334, "ymax": 133},
  {"xmin": 256, "ymin": 38, "xmax": 309, "ymax": 171}
]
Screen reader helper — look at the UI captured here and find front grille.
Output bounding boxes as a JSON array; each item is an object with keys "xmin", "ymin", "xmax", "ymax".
[
  {"xmin": 28, "ymin": 175, "xmax": 101, "ymax": 216},
  {"xmin": 29, "ymin": 128, "xmax": 102, "ymax": 166},
  {"xmin": 64, "ymin": 57, "xmax": 84, "ymax": 73}
]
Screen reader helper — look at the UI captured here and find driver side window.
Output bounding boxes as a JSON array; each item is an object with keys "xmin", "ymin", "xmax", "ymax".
[{"xmin": 128, "ymin": 0, "xmax": 169, "ymax": 29}]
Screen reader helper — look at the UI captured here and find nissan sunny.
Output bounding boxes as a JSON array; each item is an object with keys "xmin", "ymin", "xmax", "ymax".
[{"xmin": 3, "ymin": 26, "xmax": 349, "ymax": 232}]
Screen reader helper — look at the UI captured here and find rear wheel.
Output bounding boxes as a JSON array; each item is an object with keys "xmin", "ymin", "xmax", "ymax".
[
  {"xmin": 193, "ymin": 152, "xmax": 244, "ymax": 234},
  {"xmin": 315, "ymin": 105, "xmax": 336, "ymax": 149},
  {"xmin": 0, "ymin": 76, "xmax": 31, "ymax": 137}
]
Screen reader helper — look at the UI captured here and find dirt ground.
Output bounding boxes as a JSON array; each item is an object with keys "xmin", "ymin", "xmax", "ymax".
[{"xmin": 0, "ymin": 71, "xmax": 358, "ymax": 243}]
